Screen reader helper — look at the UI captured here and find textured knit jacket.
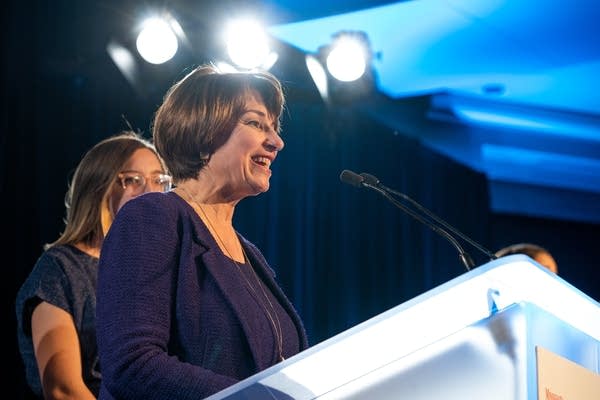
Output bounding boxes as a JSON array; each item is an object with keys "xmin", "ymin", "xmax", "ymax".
[{"xmin": 96, "ymin": 191, "xmax": 308, "ymax": 400}]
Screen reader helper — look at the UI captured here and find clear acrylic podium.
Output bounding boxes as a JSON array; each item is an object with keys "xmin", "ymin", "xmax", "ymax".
[{"xmin": 206, "ymin": 255, "xmax": 600, "ymax": 400}]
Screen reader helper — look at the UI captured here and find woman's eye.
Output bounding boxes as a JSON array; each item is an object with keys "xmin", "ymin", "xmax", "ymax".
[
  {"xmin": 124, "ymin": 176, "xmax": 142, "ymax": 186},
  {"xmin": 154, "ymin": 176, "xmax": 168, "ymax": 185},
  {"xmin": 245, "ymin": 120, "xmax": 261, "ymax": 128}
]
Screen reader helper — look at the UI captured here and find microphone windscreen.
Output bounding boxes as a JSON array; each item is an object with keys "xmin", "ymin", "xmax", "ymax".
[
  {"xmin": 360, "ymin": 173, "xmax": 379, "ymax": 186},
  {"xmin": 339, "ymin": 169, "xmax": 364, "ymax": 187}
]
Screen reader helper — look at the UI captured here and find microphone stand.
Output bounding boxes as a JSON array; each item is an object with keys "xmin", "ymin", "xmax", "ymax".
[
  {"xmin": 360, "ymin": 173, "xmax": 498, "ymax": 263},
  {"xmin": 358, "ymin": 177, "xmax": 476, "ymax": 271}
]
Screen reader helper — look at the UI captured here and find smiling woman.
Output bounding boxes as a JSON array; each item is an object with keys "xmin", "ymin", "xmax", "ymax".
[{"xmin": 95, "ymin": 64, "xmax": 308, "ymax": 399}]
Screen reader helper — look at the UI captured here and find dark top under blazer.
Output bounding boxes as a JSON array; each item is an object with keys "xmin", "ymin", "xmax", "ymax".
[{"xmin": 96, "ymin": 191, "xmax": 308, "ymax": 400}]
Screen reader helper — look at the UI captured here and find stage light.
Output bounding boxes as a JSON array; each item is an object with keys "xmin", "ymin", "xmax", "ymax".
[
  {"xmin": 224, "ymin": 18, "xmax": 277, "ymax": 70},
  {"xmin": 107, "ymin": 40, "xmax": 139, "ymax": 88},
  {"xmin": 306, "ymin": 54, "xmax": 329, "ymax": 100},
  {"xmin": 136, "ymin": 17, "xmax": 178, "ymax": 64},
  {"xmin": 326, "ymin": 34, "xmax": 368, "ymax": 82},
  {"xmin": 306, "ymin": 30, "xmax": 377, "ymax": 104}
]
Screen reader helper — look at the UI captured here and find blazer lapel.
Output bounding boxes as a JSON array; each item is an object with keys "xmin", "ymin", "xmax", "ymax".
[
  {"xmin": 241, "ymin": 239, "xmax": 309, "ymax": 350},
  {"xmin": 176, "ymin": 189, "xmax": 308, "ymax": 367},
  {"xmin": 187, "ymin": 213, "xmax": 267, "ymax": 370}
]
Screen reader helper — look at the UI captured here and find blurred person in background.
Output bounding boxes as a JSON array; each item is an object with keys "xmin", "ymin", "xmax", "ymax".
[
  {"xmin": 495, "ymin": 242, "xmax": 558, "ymax": 274},
  {"xmin": 16, "ymin": 131, "xmax": 172, "ymax": 399}
]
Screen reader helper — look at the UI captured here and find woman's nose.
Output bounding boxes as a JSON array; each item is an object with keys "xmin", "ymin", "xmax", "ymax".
[{"xmin": 266, "ymin": 131, "xmax": 284, "ymax": 152}]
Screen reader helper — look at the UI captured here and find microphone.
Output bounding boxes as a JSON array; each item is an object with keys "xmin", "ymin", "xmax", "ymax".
[
  {"xmin": 340, "ymin": 169, "xmax": 477, "ymax": 271},
  {"xmin": 359, "ymin": 172, "xmax": 498, "ymax": 263},
  {"xmin": 340, "ymin": 169, "xmax": 365, "ymax": 188}
]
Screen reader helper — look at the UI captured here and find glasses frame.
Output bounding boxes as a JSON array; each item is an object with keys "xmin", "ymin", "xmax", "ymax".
[{"xmin": 117, "ymin": 171, "xmax": 173, "ymax": 194}]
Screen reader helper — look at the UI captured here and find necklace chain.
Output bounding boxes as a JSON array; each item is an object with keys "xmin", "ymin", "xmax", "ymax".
[
  {"xmin": 178, "ymin": 187, "xmax": 285, "ymax": 362},
  {"xmin": 239, "ymin": 246, "xmax": 285, "ymax": 362}
]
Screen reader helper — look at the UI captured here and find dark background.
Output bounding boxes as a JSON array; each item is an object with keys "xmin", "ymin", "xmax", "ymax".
[{"xmin": 4, "ymin": 1, "xmax": 599, "ymax": 398}]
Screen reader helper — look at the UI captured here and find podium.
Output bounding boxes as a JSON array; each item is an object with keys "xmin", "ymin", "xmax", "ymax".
[{"xmin": 206, "ymin": 255, "xmax": 600, "ymax": 399}]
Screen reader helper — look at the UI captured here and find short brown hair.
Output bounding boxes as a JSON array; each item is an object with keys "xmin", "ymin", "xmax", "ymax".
[
  {"xmin": 495, "ymin": 243, "xmax": 550, "ymax": 259},
  {"xmin": 152, "ymin": 64, "xmax": 285, "ymax": 182}
]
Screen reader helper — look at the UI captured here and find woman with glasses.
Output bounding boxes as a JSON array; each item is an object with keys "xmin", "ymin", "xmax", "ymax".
[
  {"xmin": 95, "ymin": 65, "xmax": 308, "ymax": 399},
  {"xmin": 16, "ymin": 131, "xmax": 172, "ymax": 399}
]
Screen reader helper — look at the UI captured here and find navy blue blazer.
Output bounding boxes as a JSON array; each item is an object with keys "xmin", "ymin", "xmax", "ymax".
[{"xmin": 97, "ymin": 191, "xmax": 308, "ymax": 399}]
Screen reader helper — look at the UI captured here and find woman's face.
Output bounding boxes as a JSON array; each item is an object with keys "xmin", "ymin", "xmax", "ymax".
[
  {"xmin": 112, "ymin": 148, "xmax": 170, "ymax": 213},
  {"xmin": 207, "ymin": 92, "xmax": 284, "ymax": 200}
]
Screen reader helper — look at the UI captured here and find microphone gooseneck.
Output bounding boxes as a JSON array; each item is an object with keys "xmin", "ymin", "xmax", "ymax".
[
  {"xmin": 340, "ymin": 169, "xmax": 476, "ymax": 271},
  {"xmin": 360, "ymin": 172, "xmax": 497, "ymax": 262}
]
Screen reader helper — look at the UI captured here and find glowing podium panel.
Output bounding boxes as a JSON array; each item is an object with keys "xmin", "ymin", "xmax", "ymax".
[{"xmin": 205, "ymin": 256, "xmax": 600, "ymax": 400}]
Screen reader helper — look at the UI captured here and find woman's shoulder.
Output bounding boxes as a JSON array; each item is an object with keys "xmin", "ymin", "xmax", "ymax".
[
  {"xmin": 16, "ymin": 245, "xmax": 91, "ymax": 310},
  {"xmin": 110, "ymin": 191, "xmax": 200, "ymax": 239},
  {"xmin": 117, "ymin": 191, "xmax": 189, "ymax": 218},
  {"xmin": 44, "ymin": 243, "xmax": 93, "ymax": 258},
  {"xmin": 36, "ymin": 244, "xmax": 91, "ymax": 271},
  {"xmin": 127, "ymin": 190, "xmax": 181, "ymax": 206},
  {"xmin": 26, "ymin": 245, "xmax": 97, "ymax": 284}
]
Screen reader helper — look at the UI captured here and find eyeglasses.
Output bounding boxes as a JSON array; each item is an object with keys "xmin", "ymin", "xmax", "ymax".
[{"xmin": 117, "ymin": 172, "xmax": 173, "ymax": 194}]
